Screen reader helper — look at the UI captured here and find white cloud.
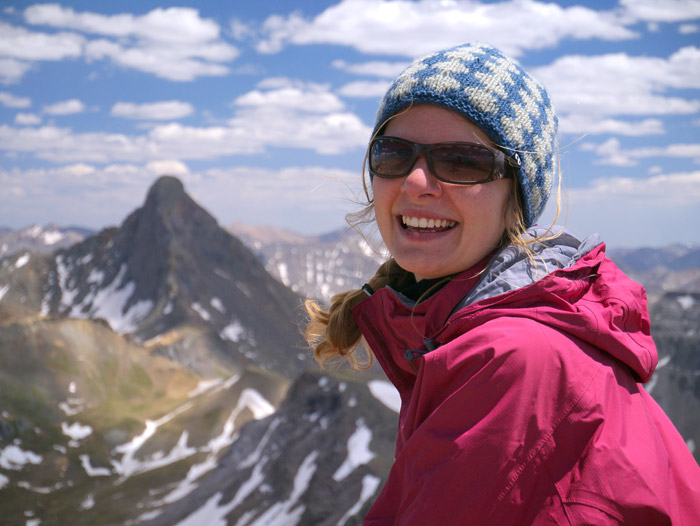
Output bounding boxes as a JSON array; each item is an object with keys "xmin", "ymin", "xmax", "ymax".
[
  {"xmin": 234, "ymin": 80, "xmax": 345, "ymax": 113},
  {"xmin": 229, "ymin": 80, "xmax": 370, "ymax": 154},
  {"xmin": 0, "ymin": 81, "xmax": 370, "ymax": 162},
  {"xmin": 111, "ymin": 101, "xmax": 194, "ymax": 120},
  {"xmin": 332, "ymin": 59, "xmax": 409, "ymax": 78},
  {"xmin": 572, "ymin": 170, "xmax": 700, "ymax": 205},
  {"xmin": 21, "ymin": 5, "xmax": 238, "ymax": 82},
  {"xmin": 558, "ymin": 115, "xmax": 665, "ymax": 136},
  {"xmin": 255, "ymin": 0, "xmax": 637, "ymax": 58},
  {"xmin": 0, "ymin": 58, "xmax": 32, "ymax": 84},
  {"xmin": 338, "ymin": 80, "xmax": 391, "ymax": 98},
  {"xmin": 0, "ymin": 91, "xmax": 30, "ymax": 108},
  {"xmin": 24, "ymin": 5, "xmax": 220, "ymax": 44},
  {"xmin": 679, "ymin": 24, "xmax": 699, "ymax": 34},
  {"xmin": 581, "ymin": 138, "xmax": 700, "ymax": 166},
  {"xmin": 14, "ymin": 113, "xmax": 41, "ymax": 125},
  {"xmin": 85, "ymin": 39, "xmax": 234, "ymax": 82},
  {"xmin": 145, "ymin": 160, "xmax": 189, "ymax": 176},
  {"xmin": 532, "ymin": 47, "xmax": 700, "ymax": 135},
  {"xmin": 43, "ymin": 99, "xmax": 86, "ymax": 116},
  {"xmin": 0, "ymin": 21, "xmax": 84, "ymax": 61},
  {"xmin": 620, "ymin": 0, "xmax": 700, "ymax": 23}
]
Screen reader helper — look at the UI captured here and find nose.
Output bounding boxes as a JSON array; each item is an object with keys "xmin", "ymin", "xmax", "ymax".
[{"xmin": 401, "ymin": 155, "xmax": 442, "ymax": 198}]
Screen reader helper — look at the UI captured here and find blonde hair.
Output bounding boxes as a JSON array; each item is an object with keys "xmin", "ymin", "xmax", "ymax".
[{"xmin": 305, "ymin": 115, "xmax": 563, "ymax": 369}]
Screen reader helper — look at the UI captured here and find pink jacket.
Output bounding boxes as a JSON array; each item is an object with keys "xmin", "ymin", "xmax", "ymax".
[{"xmin": 353, "ymin": 233, "xmax": 700, "ymax": 525}]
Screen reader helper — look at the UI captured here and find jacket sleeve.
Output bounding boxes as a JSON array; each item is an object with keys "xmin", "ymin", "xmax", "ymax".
[{"xmin": 364, "ymin": 316, "xmax": 616, "ymax": 526}]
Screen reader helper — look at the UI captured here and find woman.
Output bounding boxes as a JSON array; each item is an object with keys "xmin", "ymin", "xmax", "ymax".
[{"xmin": 306, "ymin": 43, "xmax": 700, "ymax": 525}]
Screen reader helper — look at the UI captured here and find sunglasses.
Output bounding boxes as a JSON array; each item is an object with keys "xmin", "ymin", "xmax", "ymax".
[{"xmin": 369, "ymin": 136, "xmax": 521, "ymax": 185}]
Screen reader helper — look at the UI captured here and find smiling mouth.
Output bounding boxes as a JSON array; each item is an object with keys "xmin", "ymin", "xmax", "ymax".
[{"xmin": 400, "ymin": 215, "xmax": 457, "ymax": 232}]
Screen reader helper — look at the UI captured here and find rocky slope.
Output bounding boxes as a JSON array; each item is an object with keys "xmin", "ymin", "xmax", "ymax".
[
  {"xmin": 0, "ymin": 176, "xmax": 396, "ymax": 525},
  {"xmin": 228, "ymin": 223, "xmax": 388, "ymax": 303}
]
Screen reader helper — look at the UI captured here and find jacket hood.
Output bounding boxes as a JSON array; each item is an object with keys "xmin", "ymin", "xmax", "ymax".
[{"xmin": 353, "ymin": 227, "xmax": 658, "ymax": 385}]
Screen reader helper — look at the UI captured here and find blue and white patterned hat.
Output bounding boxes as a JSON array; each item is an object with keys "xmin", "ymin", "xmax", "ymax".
[{"xmin": 373, "ymin": 43, "xmax": 558, "ymax": 228}]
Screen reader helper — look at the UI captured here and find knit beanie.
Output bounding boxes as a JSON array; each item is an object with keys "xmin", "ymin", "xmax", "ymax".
[{"xmin": 373, "ymin": 43, "xmax": 558, "ymax": 228}]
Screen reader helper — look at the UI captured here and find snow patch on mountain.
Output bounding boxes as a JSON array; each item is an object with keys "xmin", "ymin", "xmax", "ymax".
[
  {"xmin": 112, "ymin": 401, "xmax": 195, "ymax": 481},
  {"xmin": 210, "ymin": 297, "xmax": 225, "ymax": 313},
  {"xmin": 80, "ymin": 454, "xmax": 111, "ymax": 477},
  {"xmin": 220, "ymin": 321, "xmax": 245, "ymax": 342},
  {"xmin": 246, "ymin": 450, "xmax": 319, "ymax": 526},
  {"xmin": 333, "ymin": 418, "xmax": 375, "ymax": 481},
  {"xmin": 14, "ymin": 253, "xmax": 30, "ymax": 269},
  {"xmin": 0, "ymin": 444, "xmax": 43, "ymax": 470},
  {"xmin": 338, "ymin": 474, "xmax": 382, "ymax": 526},
  {"xmin": 368, "ymin": 380, "xmax": 401, "ymax": 413},
  {"xmin": 62, "ymin": 421, "xmax": 93, "ymax": 442},
  {"xmin": 147, "ymin": 385, "xmax": 276, "ymax": 508},
  {"xmin": 677, "ymin": 295, "xmax": 695, "ymax": 310},
  {"xmin": 191, "ymin": 302, "xmax": 211, "ymax": 321},
  {"xmin": 54, "ymin": 259, "xmax": 154, "ymax": 333}
]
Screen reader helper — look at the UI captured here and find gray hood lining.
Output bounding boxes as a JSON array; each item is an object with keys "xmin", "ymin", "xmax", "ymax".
[{"xmin": 456, "ymin": 226, "xmax": 603, "ymax": 311}]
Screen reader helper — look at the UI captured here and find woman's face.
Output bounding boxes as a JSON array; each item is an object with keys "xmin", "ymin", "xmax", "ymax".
[{"xmin": 372, "ymin": 104, "xmax": 511, "ymax": 281}]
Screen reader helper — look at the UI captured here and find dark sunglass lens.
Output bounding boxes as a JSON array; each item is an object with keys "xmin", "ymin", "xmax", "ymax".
[
  {"xmin": 432, "ymin": 144, "xmax": 493, "ymax": 183},
  {"xmin": 370, "ymin": 138, "xmax": 413, "ymax": 177}
]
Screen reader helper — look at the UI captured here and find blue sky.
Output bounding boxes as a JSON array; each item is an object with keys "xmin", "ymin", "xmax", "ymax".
[{"xmin": 0, "ymin": 0, "xmax": 699, "ymax": 248}]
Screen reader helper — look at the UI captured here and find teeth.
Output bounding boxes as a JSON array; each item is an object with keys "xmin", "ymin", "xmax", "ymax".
[{"xmin": 401, "ymin": 216, "xmax": 456, "ymax": 229}]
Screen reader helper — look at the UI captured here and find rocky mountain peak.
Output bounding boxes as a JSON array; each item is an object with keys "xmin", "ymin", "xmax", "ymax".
[
  {"xmin": 124, "ymin": 175, "xmax": 218, "ymax": 244},
  {"xmin": 24, "ymin": 175, "xmax": 308, "ymax": 376}
]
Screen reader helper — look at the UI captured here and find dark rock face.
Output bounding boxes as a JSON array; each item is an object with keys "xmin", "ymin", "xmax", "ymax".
[
  {"xmin": 229, "ymin": 223, "xmax": 387, "ymax": 303},
  {"xmin": 37, "ymin": 175, "xmax": 309, "ymax": 376},
  {"xmin": 144, "ymin": 371, "xmax": 398, "ymax": 526},
  {"xmin": 647, "ymin": 291, "xmax": 700, "ymax": 462}
]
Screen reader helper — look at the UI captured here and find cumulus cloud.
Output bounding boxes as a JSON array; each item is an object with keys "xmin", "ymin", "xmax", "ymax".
[
  {"xmin": 234, "ymin": 79, "xmax": 346, "ymax": 113},
  {"xmin": 558, "ymin": 115, "xmax": 665, "ymax": 136},
  {"xmin": 42, "ymin": 99, "xmax": 86, "ymax": 116},
  {"xmin": 581, "ymin": 138, "xmax": 700, "ymax": 166},
  {"xmin": 111, "ymin": 101, "xmax": 194, "ymax": 120},
  {"xmin": 679, "ymin": 23, "xmax": 699, "ymax": 34},
  {"xmin": 0, "ymin": 58, "xmax": 32, "ymax": 84},
  {"xmin": 230, "ymin": 79, "xmax": 370, "ymax": 154},
  {"xmin": 619, "ymin": 0, "xmax": 700, "ymax": 23},
  {"xmin": 331, "ymin": 59, "xmax": 409, "ymax": 78},
  {"xmin": 84, "ymin": 37, "xmax": 236, "ymax": 81},
  {"xmin": 15, "ymin": 113, "xmax": 41, "ymax": 125},
  {"xmin": 337, "ymin": 80, "xmax": 391, "ymax": 98},
  {"xmin": 145, "ymin": 160, "xmax": 189, "ymax": 176},
  {"xmin": 254, "ymin": 0, "xmax": 637, "ymax": 57},
  {"xmin": 572, "ymin": 170, "xmax": 700, "ymax": 206},
  {"xmin": 0, "ymin": 80, "xmax": 370, "ymax": 162},
  {"xmin": 0, "ymin": 91, "xmax": 30, "ymax": 108},
  {"xmin": 0, "ymin": 21, "xmax": 84, "ymax": 61},
  {"xmin": 21, "ymin": 5, "xmax": 238, "ymax": 81},
  {"xmin": 532, "ymin": 46, "xmax": 700, "ymax": 139},
  {"xmin": 24, "ymin": 5, "xmax": 220, "ymax": 43}
]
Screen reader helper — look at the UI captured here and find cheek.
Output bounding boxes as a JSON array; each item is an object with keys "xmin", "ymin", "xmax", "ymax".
[
  {"xmin": 371, "ymin": 178, "xmax": 396, "ymax": 223},
  {"xmin": 455, "ymin": 184, "xmax": 510, "ymax": 236}
]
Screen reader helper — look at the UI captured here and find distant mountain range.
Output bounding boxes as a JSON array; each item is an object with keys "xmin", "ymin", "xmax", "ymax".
[
  {"xmin": 0, "ymin": 178, "xmax": 697, "ymax": 525},
  {"xmin": 0, "ymin": 223, "xmax": 92, "ymax": 258}
]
